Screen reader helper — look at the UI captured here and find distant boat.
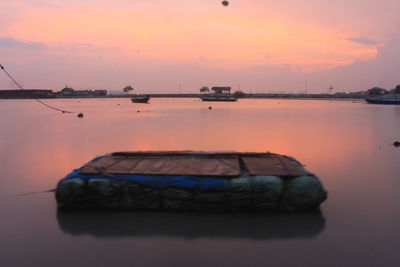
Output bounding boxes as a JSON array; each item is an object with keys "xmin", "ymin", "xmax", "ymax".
[
  {"xmin": 131, "ymin": 95, "xmax": 150, "ymax": 103},
  {"xmin": 200, "ymin": 96, "xmax": 238, "ymax": 102},
  {"xmin": 365, "ymin": 95, "xmax": 400, "ymax": 105}
]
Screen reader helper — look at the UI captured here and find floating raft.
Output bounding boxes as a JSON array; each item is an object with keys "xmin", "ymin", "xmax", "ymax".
[{"xmin": 56, "ymin": 151, "xmax": 327, "ymax": 212}]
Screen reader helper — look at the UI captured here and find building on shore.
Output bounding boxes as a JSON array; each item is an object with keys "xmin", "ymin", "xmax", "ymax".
[
  {"xmin": 92, "ymin": 90, "xmax": 108, "ymax": 96},
  {"xmin": 211, "ymin": 87, "xmax": 231, "ymax": 94},
  {"xmin": 0, "ymin": 89, "xmax": 54, "ymax": 99},
  {"xmin": 108, "ymin": 90, "xmax": 130, "ymax": 97},
  {"xmin": 56, "ymin": 88, "xmax": 107, "ymax": 97}
]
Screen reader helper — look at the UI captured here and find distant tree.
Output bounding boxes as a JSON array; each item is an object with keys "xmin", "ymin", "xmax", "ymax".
[
  {"xmin": 123, "ymin": 85, "xmax": 134, "ymax": 94},
  {"xmin": 233, "ymin": 90, "xmax": 245, "ymax": 98},
  {"xmin": 61, "ymin": 86, "xmax": 74, "ymax": 93},
  {"xmin": 366, "ymin": 87, "xmax": 388, "ymax": 96},
  {"xmin": 200, "ymin": 86, "xmax": 210, "ymax": 94},
  {"xmin": 394, "ymin": 85, "xmax": 400, "ymax": 94}
]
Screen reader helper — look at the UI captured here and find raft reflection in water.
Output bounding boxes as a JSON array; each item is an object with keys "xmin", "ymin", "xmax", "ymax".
[{"xmin": 57, "ymin": 210, "xmax": 325, "ymax": 240}]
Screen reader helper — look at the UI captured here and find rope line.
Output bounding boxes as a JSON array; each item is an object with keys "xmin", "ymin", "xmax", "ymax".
[
  {"xmin": 20, "ymin": 188, "xmax": 55, "ymax": 196},
  {"xmin": 0, "ymin": 63, "xmax": 76, "ymax": 114}
]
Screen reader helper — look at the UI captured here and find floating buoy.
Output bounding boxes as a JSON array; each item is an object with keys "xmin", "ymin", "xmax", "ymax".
[
  {"xmin": 222, "ymin": 1, "xmax": 229, "ymax": 6},
  {"xmin": 394, "ymin": 141, "xmax": 400, "ymax": 147},
  {"xmin": 208, "ymin": 106, "xmax": 212, "ymax": 110},
  {"xmin": 77, "ymin": 113, "xmax": 84, "ymax": 118},
  {"xmin": 137, "ymin": 110, "xmax": 140, "ymax": 113}
]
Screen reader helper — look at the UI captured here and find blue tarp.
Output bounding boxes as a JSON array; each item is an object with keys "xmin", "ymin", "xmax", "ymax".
[
  {"xmin": 65, "ymin": 169, "xmax": 226, "ymax": 191},
  {"xmin": 63, "ymin": 155, "xmax": 227, "ymax": 190}
]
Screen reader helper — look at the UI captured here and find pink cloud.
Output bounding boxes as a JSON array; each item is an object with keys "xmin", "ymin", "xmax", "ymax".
[{"xmin": 0, "ymin": 1, "xmax": 399, "ymax": 92}]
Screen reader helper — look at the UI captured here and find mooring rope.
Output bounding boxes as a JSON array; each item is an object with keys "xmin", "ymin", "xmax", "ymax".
[
  {"xmin": 20, "ymin": 188, "xmax": 56, "ymax": 196},
  {"xmin": 0, "ymin": 63, "xmax": 78, "ymax": 114}
]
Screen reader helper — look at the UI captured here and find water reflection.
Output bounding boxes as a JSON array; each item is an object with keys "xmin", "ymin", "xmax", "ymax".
[
  {"xmin": 57, "ymin": 210, "xmax": 325, "ymax": 240},
  {"xmin": 3, "ymin": 99, "xmax": 400, "ymax": 266}
]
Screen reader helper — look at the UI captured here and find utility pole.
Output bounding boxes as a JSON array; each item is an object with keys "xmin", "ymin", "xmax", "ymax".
[{"xmin": 305, "ymin": 80, "xmax": 308, "ymax": 94}]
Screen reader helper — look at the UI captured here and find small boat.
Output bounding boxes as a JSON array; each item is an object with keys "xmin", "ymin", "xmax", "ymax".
[
  {"xmin": 201, "ymin": 96, "xmax": 238, "ymax": 102},
  {"xmin": 365, "ymin": 95, "xmax": 400, "ymax": 105},
  {"xmin": 56, "ymin": 151, "xmax": 327, "ymax": 212},
  {"xmin": 131, "ymin": 95, "xmax": 150, "ymax": 103}
]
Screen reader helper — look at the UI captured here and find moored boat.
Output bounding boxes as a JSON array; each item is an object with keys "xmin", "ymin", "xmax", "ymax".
[
  {"xmin": 365, "ymin": 95, "xmax": 400, "ymax": 105},
  {"xmin": 131, "ymin": 95, "xmax": 150, "ymax": 103},
  {"xmin": 201, "ymin": 96, "xmax": 238, "ymax": 102}
]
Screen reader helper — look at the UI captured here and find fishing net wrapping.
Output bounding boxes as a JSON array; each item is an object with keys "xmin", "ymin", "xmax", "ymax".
[{"xmin": 56, "ymin": 153, "xmax": 327, "ymax": 212}]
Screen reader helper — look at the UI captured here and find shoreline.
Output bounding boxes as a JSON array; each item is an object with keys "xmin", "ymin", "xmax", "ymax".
[{"xmin": 0, "ymin": 93, "xmax": 367, "ymax": 100}]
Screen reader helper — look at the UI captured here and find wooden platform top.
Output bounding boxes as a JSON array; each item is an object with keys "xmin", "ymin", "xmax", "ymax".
[{"xmin": 79, "ymin": 151, "xmax": 307, "ymax": 177}]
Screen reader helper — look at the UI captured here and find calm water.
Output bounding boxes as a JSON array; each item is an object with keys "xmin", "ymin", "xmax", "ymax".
[{"xmin": 1, "ymin": 98, "xmax": 399, "ymax": 267}]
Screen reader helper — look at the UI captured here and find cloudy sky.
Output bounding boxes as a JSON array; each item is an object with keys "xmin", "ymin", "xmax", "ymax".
[{"xmin": 0, "ymin": 0, "xmax": 399, "ymax": 93}]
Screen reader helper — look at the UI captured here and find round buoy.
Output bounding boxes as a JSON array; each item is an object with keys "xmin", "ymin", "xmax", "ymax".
[
  {"xmin": 394, "ymin": 141, "xmax": 400, "ymax": 147},
  {"xmin": 137, "ymin": 110, "xmax": 140, "ymax": 113},
  {"xmin": 222, "ymin": 1, "xmax": 229, "ymax": 6},
  {"xmin": 208, "ymin": 106, "xmax": 212, "ymax": 110},
  {"xmin": 77, "ymin": 113, "xmax": 84, "ymax": 118}
]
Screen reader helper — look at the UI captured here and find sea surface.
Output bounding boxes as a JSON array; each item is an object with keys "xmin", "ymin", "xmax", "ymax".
[{"xmin": 0, "ymin": 98, "xmax": 399, "ymax": 267}]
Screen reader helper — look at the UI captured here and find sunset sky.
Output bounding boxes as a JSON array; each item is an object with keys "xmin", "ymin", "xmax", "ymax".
[{"xmin": 0, "ymin": 0, "xmax": 399, "ymax": 93}]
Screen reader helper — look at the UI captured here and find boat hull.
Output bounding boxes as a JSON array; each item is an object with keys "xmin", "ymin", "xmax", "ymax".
[
  {"xmin": 365, "ymin": 98, "xmax": 400, "ymax": 105},
  {"xmin": 131, "ymin": 96, "xmax": 150, "ymax": 103},
  {"xmin": 201, "ymin": 97, "xmax": 238, "ymax": 102}
]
